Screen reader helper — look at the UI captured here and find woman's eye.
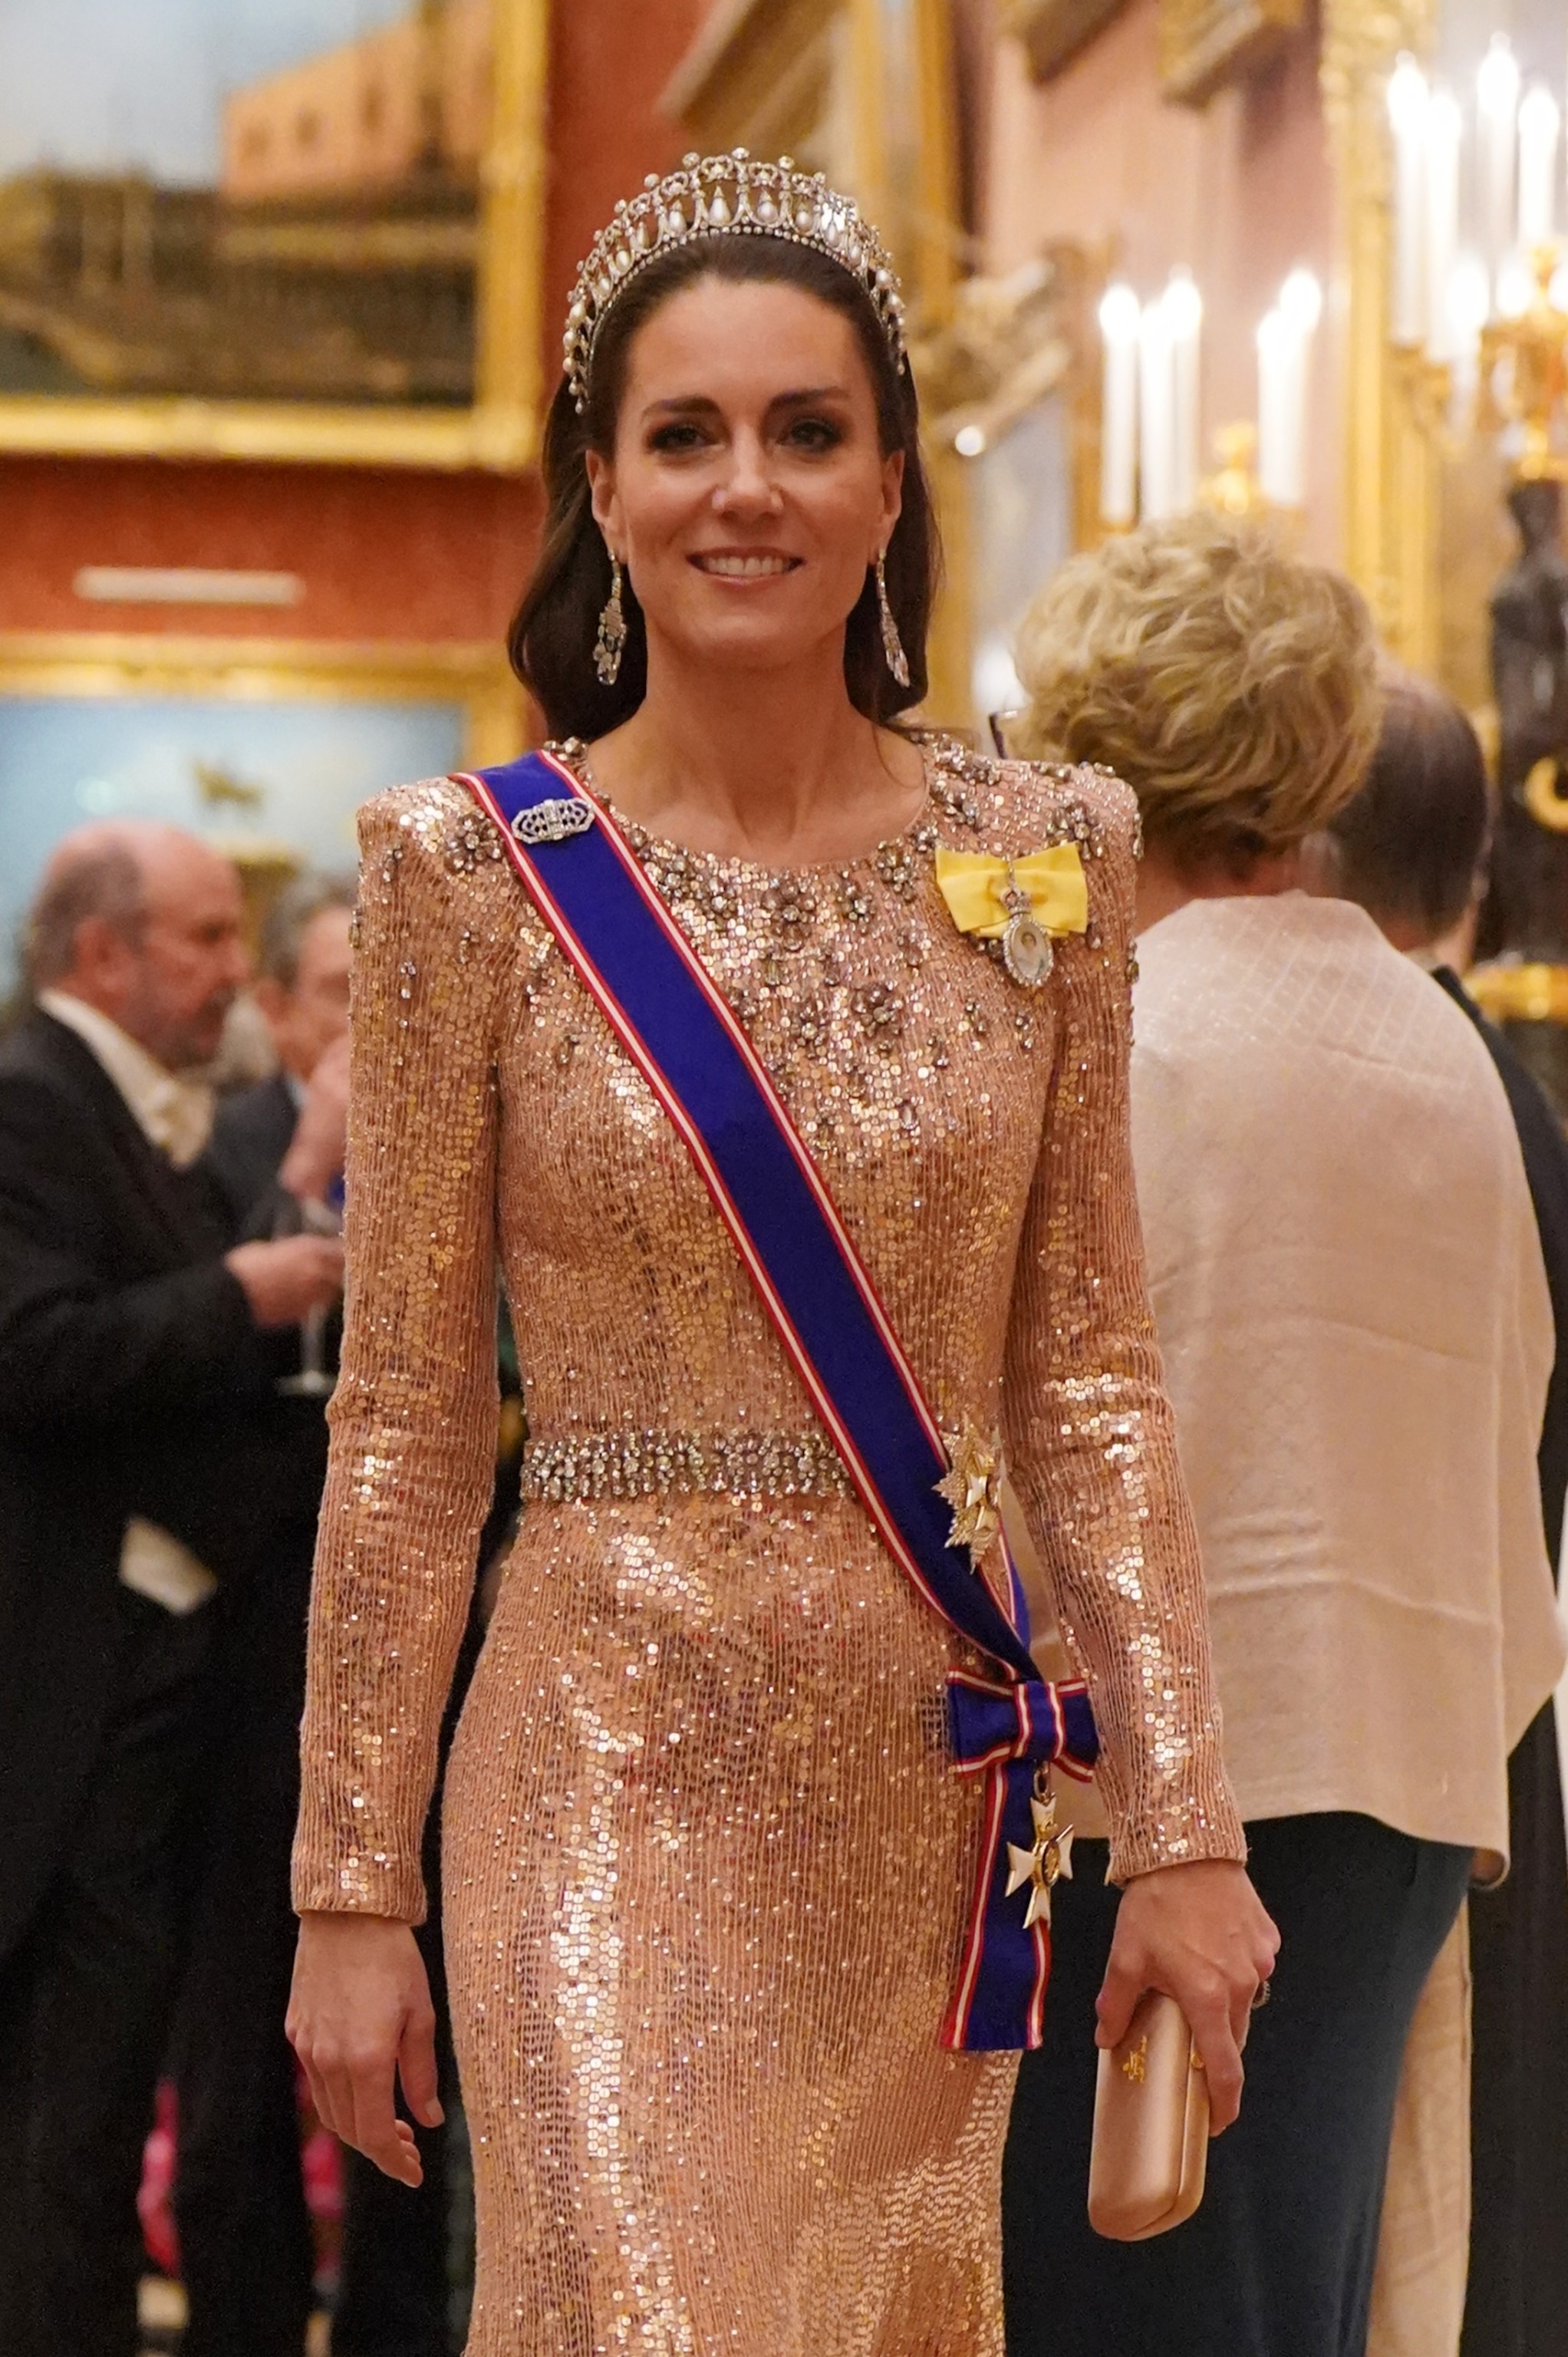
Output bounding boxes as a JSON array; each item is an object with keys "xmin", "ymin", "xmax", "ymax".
[
  {"xmin": 647, "ymin": 422, "xmax": 710, "ymax": 453},
  {"xmin": 785, "ymin": 417, "xmax": 843, "ymax": 452}
]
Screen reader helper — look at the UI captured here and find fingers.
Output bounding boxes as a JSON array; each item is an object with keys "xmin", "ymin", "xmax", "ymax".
[
  {"xmin": 1190, "ymin": 1990, "xmax": 1245, "ymax": 2133},
  {"xmin": 398, "ymin": 1997, "xmax": 446, "ymax": 2131},
  {"xmin": 348, "ymin": 2050, "xmax": 424, "ymax": 2187},
  {"xmin": 1093, "ymin": 1947, "xmax": 1142, "ymax": 2050}
]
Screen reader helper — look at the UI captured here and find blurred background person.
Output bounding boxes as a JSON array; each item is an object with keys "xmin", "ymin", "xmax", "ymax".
[
  {"xmin": 1001, "ymin": 516, "xmax": 1565, "ymax": 2357},
  {"xmin": 1326, "ymin": 676, "xmax": 1568, "ymax": 2357},
  {"xmin": 170, "ymin": 871, "xmax": 354, "ymax": 2357},
  {"xmin": 205, "ymin": 871, "xmax": 356, "ymax": 1229},
  {"xmin": 0, "ymin": 822, "xmax": 342, "ymax": 2357}
]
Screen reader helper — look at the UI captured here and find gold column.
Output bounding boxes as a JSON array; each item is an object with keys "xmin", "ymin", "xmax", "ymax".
[
  {"xmin": 474, "ymin": 0, "xmax": 552, "ymax": 466},
  {"xmin": 1320, "ymin": 0, "xmax": 1439, "ymax": 666}
]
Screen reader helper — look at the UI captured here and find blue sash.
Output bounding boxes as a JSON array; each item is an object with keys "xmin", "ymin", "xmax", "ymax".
[{"xmin": 460, "ymin": 749, "xmax": 1099, "ymax": 2049}]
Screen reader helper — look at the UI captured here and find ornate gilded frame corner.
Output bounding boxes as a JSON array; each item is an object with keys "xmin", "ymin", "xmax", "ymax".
[
  {"xmin": 1320, "ymin": 0, "xmax": 1440, "ymax": 666},
  {"xmin": 1160, "ymin": 0, "xmax": 1306, "ymax": 105},
  {"xmin": 0, "ymin": 634, "xmax": 525, "ymax": 768},
  {"xmin": 0, "ymin": 0, "xmax": 548, "ymax": 473}
]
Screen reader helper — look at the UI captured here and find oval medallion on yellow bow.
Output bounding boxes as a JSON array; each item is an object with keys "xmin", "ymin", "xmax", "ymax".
[{"xmin": 934, "ymin": 844, "xmax": 1089, "ymax": 988}]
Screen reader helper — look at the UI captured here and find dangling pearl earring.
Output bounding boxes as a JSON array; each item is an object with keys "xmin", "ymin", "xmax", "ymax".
[
  {"xmin": 876, "ymin": 552, "xmax": 910, "ymax": 688},
  {"xmin": 595, "ymin": 553, "xmax": 628, "ymax": 686}
]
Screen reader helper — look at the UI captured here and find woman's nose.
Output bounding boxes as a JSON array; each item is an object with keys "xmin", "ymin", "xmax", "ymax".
[{"xmin": 713, "ymin": 436, "xmax": 782, "ymax": 516}]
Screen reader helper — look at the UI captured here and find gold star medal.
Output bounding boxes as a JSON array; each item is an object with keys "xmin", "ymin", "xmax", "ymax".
[
  {"xmin": 935, "ymin": 1420, "xmax": 1004, "ymax": 1564},
  {"xmin": 1005, "ymin": 1775, "xmax": 1076, "ymax": 1930}
]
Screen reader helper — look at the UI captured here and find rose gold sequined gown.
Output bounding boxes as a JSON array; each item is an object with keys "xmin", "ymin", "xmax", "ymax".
[{"xmin": 293, "ymin": 740, "xmax": 1244, "ymax": 2357}]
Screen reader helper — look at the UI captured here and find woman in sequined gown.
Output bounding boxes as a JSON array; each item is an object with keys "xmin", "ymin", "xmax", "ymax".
[{"xmin": 288, "ymin": 157, "xmax": 1276, "ymax": 2357}]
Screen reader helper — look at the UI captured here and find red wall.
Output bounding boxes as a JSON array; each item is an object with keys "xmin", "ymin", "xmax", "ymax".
[{"xmin": 0, "ymin": 0, "xmax": 711, "ymax": 654}]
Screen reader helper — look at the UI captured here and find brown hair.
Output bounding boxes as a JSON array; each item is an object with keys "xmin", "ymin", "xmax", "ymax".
[
  {"xmin": 1328, "ymin": 674, "xmax": 1492, "ymax": 938},
  {"xmin": 1012, "ymin": 512, "xmax": 1381, "ymax": 872},
  {"xmin": 509, "ymin": 236, "xmax": 938, "ymax": 742},
  {"xmin": 25, "ymin": 842, "xmax": 143, "ymax": 990}
]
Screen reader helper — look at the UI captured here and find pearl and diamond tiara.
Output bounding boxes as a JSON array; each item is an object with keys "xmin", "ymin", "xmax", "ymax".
[{"xmin": 562, "ymin": 150, "xmax": 907, "ymax": 412}]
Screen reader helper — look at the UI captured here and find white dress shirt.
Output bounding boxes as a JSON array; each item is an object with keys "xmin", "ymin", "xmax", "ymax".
[
  {"xmin": 38, "ymin": 989, "xmax": 215, "ymax": 1169},
  {"xmin": 1127, "ymin": 892, "xmax": 1564, "ymax": 1861}
]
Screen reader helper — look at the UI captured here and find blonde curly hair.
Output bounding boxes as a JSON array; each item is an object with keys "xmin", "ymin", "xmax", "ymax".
[{"xmin": 1010, "ymin": 513, "xmax": 1382, "ymax": 871}]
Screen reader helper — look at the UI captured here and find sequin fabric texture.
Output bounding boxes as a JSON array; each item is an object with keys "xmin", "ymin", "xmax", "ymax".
[{"xmin": 293, "ymin": 739, "xmax": 1244, "ymax": 2357}]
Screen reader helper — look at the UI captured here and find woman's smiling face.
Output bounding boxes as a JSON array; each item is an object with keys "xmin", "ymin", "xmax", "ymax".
[{"xmin": 585, "ymin": 275, "xmax": 904, "ymax": 681}]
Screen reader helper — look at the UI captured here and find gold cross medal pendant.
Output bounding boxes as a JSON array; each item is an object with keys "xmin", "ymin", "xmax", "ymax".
[{"xmin": 1006, "ymin": 1766, "xmax": 1076, "ymax": 1930}]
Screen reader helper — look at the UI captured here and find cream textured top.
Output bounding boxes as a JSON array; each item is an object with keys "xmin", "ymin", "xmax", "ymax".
[{"xmin": 1128, "ymin": 892, "xmax": 1564, "ymax": 1860}]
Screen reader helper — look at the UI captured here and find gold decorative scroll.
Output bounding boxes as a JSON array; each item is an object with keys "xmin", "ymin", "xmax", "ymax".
[{"xmin": 1160, "ymin": 0, "xmax": 1306, "ymax": 105}]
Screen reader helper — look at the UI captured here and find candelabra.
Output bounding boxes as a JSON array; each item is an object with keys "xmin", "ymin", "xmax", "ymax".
[
  {"xmin": 1382, "ymin": 35, "xmax": 1568, "ymax": 1110},
  {"xmin": 1095, "ymin": 268, "xmax": 1322, "ymax": 531}
]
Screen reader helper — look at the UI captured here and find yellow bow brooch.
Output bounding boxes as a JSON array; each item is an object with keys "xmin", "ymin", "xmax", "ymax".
[{"xmin": 934, "ymin": 843, "xmax": 1089, "ymax": 988}]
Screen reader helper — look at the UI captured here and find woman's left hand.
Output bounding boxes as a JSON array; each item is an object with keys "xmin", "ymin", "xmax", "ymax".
[{"xmin": 1095, "ymin": 1859, "xmax": 1279, "ymax": 2134}]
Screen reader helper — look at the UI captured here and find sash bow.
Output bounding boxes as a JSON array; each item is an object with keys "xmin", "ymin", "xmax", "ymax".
[{"xmin": 934, "ymin": 842, "xmax": 1089, "ymax": 942}]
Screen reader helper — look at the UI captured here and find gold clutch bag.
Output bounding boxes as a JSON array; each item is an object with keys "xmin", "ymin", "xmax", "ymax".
[{"xmin": 1087, "ymin": 1991, "xmax": 1210, "ymax": 2240}]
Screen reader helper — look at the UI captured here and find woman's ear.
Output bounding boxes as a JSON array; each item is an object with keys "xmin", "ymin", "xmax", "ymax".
[
  {"xmin": 585, "ymin": 450, "xmax": 621, "ymax": 549},
  {"xmin": 877, "ymin": 447, "xmax": 905, "ymax": 553}
]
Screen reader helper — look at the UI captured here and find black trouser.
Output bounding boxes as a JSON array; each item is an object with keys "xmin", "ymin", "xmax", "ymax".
[
  {"xmin": 174, "ymin": 1532, "xmax": 485, "ymax": 2357},
  {"xmin": 173, "ymin": 1528, "xmax": 317, "ymax": 2357},
  {"xmin": 332, "ymin": 1910, "xmax": 457, "ymax": 2357},
  {"xmin": 1464, "ymin": 1700, "xmax": 1568, "ymax": 2357},
  {"xmin": 0, "ymin": 1587, "xmax": 212, "ymax": 2357},
  {"xmin": 1003, "ymin": 1811, "xmax": 1472, "ymax": 2357}
]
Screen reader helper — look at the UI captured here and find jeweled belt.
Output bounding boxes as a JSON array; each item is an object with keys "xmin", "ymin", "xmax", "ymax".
[{"xmin": 522, "ymin": 1426, "xmax": 852, "ymax": 1504}]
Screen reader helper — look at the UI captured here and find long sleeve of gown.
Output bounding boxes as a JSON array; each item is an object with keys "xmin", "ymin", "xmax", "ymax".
[
  {"xmin": 1001, "ymin": 774, "xmax": 1245, "ymax": 1882},
  {"xmin": 292, "ymin": 785, "xmax": 508, "ymax": 1920}
]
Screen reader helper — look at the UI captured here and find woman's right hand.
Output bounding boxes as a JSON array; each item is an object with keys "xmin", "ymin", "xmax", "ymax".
[{"xmin": 287, "ymin": 1912, "xmax": 442, "ymax": 2185}]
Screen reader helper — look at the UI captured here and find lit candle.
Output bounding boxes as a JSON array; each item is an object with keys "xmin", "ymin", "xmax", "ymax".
[
  {"xmin": 1256, "ymin": 270, "xmax": 1321, "ymax": 509},
  {"xmin": 1444, "ymin": 250, "xmax": 1491, "ymax": 427},
  {"xmin": 1162, "ymin": 270, "xmax": 1203, "ymax": 512},
  {"xmin": 1517, "ymin": 82, "xmax": 1559, "ymax": 247},
  {"xmin": 1256, "ymin": 310, "xmax": 1291, "ymax": 506},
  {"xmin": 1424, "ymin": 89, "xmax": 1462, "ymax": 361},
  {"xmin": 1098, "ymin": 282, "xmax": 1141, "ymax": 527},
  {"xmin": 1388, "ymin": 54, "xmax": 1428, "ymax": 347},
  {"xmin": 1477, "ymin": 34, "xmax": 1520, "ymax": 310},
  {"xmin": 1138, "ymin": 298, "xmax": 1175, "ymax": 521}
]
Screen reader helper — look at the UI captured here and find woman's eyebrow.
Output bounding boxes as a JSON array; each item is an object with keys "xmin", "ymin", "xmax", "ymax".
[{"xmin": 639, "ymin": 384, "xmax": 854, "ymax": 424}]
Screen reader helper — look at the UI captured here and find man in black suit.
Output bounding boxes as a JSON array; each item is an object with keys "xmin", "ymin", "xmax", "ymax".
[
  {"xmin": 1329, "ymin": 675, "xmax": 1568, "ymax": 2357},
  {"xmin": 0, "ymin": 821, "xmax": 343, "ymax": 2357}
]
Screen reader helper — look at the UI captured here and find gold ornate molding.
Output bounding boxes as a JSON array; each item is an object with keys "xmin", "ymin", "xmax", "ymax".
[
  {"xmin": 1161, "ymin": 0, "xmax": 1306, "ymax": 104},
  {"xmin": 0, "ymin": 0, "xmax": 548, "ymax": 473},
  {"xmin": 0, "ymin": 632, "xmax": 525, "ymax": 766},
  {"xmin": 1320, "ymin": 0, "xmax": 1438, "ymax": 664},
  {"xmin": 1002, "ymin": 0, "xmax": 1131, "ymax": 83},
  {"xmin": 661, "ymin": 0, "xmax": 842, "ymax": 160}
]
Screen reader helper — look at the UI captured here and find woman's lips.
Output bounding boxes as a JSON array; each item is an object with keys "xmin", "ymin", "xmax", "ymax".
[{"xmin": 690, "ymin": 552, "xmax": 802, "ymax": 577}]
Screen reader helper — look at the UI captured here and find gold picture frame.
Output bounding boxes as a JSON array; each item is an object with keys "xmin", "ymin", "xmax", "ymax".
[
  {"xmin": 0, "ymin": 632, "xmax": 525, "ymax": 765},
  {"xmin": 0, "ymin": 0, "xmax": 548, "ymax": 472}
]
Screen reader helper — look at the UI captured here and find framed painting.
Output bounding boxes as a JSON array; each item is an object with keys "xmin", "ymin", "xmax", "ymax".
[
  {"xmin": 0, "ymin": 632, "xmax": 523, "ymax": 981},
  {"xmin": 0, "ymin": 0, "xmax": 547, "ymax": 469}
]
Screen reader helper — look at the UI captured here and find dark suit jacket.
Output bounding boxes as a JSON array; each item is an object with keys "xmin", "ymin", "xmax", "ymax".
[
  {"xmin": 206, "ymin": 1072, "xmax": 301, "ymax": 1237},
  {"xmin": 0, "ymin": 1009, "xmax": 321, "ymax": 1962},
  {"xmin": 1436, "ymin": 970, "xmax": 1568, "ymax": 2357}
]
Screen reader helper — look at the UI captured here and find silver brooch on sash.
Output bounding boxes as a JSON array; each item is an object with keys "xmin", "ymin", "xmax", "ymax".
[{"xmin": 512, "ymin": 797, "xmax": 595, "ymax": 846}]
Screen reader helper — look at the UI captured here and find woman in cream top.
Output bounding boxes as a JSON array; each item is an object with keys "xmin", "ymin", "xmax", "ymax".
[{"xmin": 1003, "ymin": 513, "xmax": 1563, "ymax": 2357}]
